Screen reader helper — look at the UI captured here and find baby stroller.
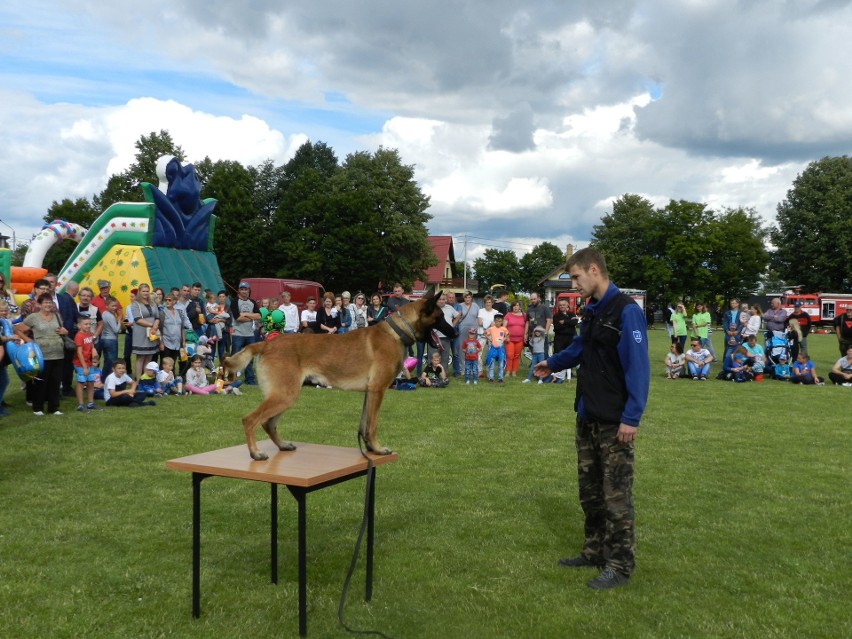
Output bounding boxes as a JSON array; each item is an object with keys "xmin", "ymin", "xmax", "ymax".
[{"xmin": 764, "ymin": 330, "xmax": 791, "ymax": 378}]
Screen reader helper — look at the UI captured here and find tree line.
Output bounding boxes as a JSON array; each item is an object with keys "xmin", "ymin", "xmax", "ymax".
[{"xmin": 28, "ymin": 132, "xmax": 852, "ymax": 302}]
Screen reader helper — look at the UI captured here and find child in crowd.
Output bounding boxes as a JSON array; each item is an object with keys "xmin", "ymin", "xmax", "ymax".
[
  {"xmin": 772, "ymin": 353, "xmax": 792, "ymax": 381},
  {"xmin": 100, "ymin": 297, "xmax": 121, "ymax": 380},
  {"xmin": 73, "ymin": 316, "xmax": 102, "ymax": 412},
  {"xmin": 462, "ymin": 327, "xmax": 482, "ymax": 385},
  {"xmin": 104, "ymin": 360, "xmax": 153, "ymax": 407},
  {"xmin": 485, "ymin": 313, "xmax": 508, "ymax": 382},
  {"xmin": 791, "ymin": 353, "xmax": 824, "ymax": 385},
  {"xmin": 185, "ymin": 354, "xmax": 217, "ymax": 394},
  {"xmin": 137, "ymin": 361, "xmax": 164, "ymax": 397},
  {"xmin": 195, "ymin": 337, "xmax": 216, "ymax": 374},
  {"xmin": 157, "ymin": 356, "xmax": 184, "ymax": 395},
  {"xmin": 419, "ymin": 352, "xmax": 449, "ymax": 388},
  {"xmin": 214, "ymin": 365, "xmax": 243, "ymax": 395},
  {"xmin": 523, "ymin": 326, "xmax": 548, "ymax": 384},
  {"xmin": 665, "ymin": 342, "xmax": 685, "ymax": 379}
]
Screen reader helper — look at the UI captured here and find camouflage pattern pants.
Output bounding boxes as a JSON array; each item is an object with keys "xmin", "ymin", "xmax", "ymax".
[{"xmin": 575, "ymin": 417, "xmax": 635, "ymax": 575}]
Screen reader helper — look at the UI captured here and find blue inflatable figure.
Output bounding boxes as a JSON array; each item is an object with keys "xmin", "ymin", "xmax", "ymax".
[{"xmin": 147, "ymin": 156, "xmax": 216, "ymax": 251}]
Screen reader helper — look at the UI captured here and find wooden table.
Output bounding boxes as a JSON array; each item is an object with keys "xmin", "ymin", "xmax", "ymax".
[{"xmin": 166, "ymin": 440, "xmax": 398, "ymax": 636}]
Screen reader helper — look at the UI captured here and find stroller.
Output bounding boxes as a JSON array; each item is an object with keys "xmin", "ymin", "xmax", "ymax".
[{"xmin": 764, "ymin": 330, "xmax": 792, "ymax": 379}]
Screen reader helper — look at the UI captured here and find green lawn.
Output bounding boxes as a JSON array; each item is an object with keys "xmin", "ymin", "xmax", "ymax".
[{"xmin": 1, "ymin": 330, "xmax": 849, "ymax": 638}]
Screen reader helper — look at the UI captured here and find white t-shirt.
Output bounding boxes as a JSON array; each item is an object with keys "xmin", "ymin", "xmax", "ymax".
[
  {"xmin": 437, "ymin": 305, "xmax": 459, "ymax": 338},
  {"xmin": 300, "ymin": 309, "xmax": 317, "ymax": 327},
  {"xmin": 477, "ymin": 308, "xmax": 499, "ymax": 332},
  {"xmin": 278, "ymin": 303, "xmax": 300, "ymax": 332},
  {"xmin": 834, "ymin": 356, "xmax": 852, "ymax": 373},
  {"xmin": 104, "ymin": 372, "xmax": 133, "ymax": 400}
]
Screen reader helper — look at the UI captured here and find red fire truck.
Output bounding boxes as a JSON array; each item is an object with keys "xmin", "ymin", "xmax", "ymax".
[
  {"xmin": 780, "ymin": 292, "xmax": 852, "ymax": 325},
  {"xmin": 555, "ymin": 289, "xmax": 646, "ymax": 314}
]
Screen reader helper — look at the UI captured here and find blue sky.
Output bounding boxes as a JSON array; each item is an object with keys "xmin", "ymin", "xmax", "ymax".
[{"xmin": 2, "ymin": 0, "xmax": 852, "ymax": 264}]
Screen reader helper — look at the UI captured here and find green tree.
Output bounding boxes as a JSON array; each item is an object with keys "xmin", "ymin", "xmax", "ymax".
[
  {"xmin": 772, "ymin": 156, "xmax": 852, "ymax": 291},
  {"xmin": 203, "ymin": 160, "xmax": 262, "ymax": 287},
  {"xmin": 591, "ymin": 194, "xmax": 669, "ymax": 302},
  {"xmin": 659, "ymin": 199, "xmax": 716, "ymax": 302},
  {"xmin": 249, "ymin": 159, "xmax": 288, "ymax": 228},
  {"xmin": 705, "ymin": 207, "xmax": 769, "ymax": 304},
  {"xmin": 519, "ymin": 241, "xmax": 565, "ymax": 294},
  {"xmin": 473, "ymin": 248, "xmax": 521, "ymax": 293}
]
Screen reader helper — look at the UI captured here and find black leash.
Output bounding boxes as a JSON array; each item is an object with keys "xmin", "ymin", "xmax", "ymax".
[{"xmin": 337, "ymin": 432, "xmax": 393, "ymax": 638}]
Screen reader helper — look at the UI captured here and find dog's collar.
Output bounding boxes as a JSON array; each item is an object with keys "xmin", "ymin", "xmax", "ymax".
[{"xmin": 387, "ymin": 311, "xmax": 417, "ymax": 347}]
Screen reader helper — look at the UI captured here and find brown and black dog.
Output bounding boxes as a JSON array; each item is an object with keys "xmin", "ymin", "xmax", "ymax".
[{"xmin": 223, "ymin": 291, "xmax": 456, "ymax": 460}]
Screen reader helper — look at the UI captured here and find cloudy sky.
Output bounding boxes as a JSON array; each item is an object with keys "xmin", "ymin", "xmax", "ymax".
[{"xmin": 2, "ymin": 0, "xmax": 851, "ymax": 263}]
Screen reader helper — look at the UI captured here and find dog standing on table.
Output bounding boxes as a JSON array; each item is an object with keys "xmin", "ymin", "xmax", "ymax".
[{"xmin": 224, "ymin": 290, "xmax": 456, "ymax": 460}]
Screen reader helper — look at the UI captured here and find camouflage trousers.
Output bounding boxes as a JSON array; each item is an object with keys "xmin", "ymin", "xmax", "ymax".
[{"xmin": 575, "ymin": 417, "xmax": 635, "ymax": 575}]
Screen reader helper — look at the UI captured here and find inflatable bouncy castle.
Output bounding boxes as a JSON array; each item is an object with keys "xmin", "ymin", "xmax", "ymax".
[{"xmin": 3, "ymin": 156, "xmax": 225, "ymax": 311}]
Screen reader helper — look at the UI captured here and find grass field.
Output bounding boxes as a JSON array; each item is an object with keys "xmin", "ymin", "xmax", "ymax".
[{"xmin": 1, "ymin": 329, "xmax": 849, "ymax": 639}]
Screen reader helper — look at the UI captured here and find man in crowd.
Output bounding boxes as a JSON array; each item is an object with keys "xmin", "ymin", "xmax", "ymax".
[
  {"xmin": 722, "ymin": 298, "xmax": 742, "ymax": 359},
  {"xmin": 91, "ymin": 279, "xmax": 120, "ymax": 317},
  {"xmin": 764, "ymin": 297, "xmax": 788, "ymax": 337},
  {"xmin": 834, "ymin": 305, "xmax": 852, "ymax": 356},
  {"xmin": 186, "ymin": 282, "xmax": 206, "ymax": 335},
  {"xmin": 534, "ymin": 248, "xmax": 649, "ymax": 591},
  {"xmin": 386, "ymin": 283, "xmax": 409, "ymax": 314},
  {"xmin": 277, "ymin": 291, "xmax": 300, "ymax": 333},
  {"xmin": 446, "ymin": 291, "xmax": 463, "ymax": 377},
  {"xmin": 230, "ymin": 282, "xmax": 261, "ymax": 385},
  {"xmin": 526, "ymin": 292, "xmax": 552, "ymax": 357},
  {"xmin": 45, "ymin": 273, "xmax": 78, "ymax": 397}
]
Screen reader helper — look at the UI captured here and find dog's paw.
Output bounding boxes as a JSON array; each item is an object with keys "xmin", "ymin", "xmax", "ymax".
[
  {"xmin": 278, "ymin": 442, "xmax": 297, "ymax": 451},
  {"xmin": 250, "ymin": 450, "xmax": 269, "ymax": 461}
]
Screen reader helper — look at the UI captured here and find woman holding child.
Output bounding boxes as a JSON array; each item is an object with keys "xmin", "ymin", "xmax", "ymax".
[{"xmin": 130, "ymin": 284, "xmax": 161, "ymax": 380}]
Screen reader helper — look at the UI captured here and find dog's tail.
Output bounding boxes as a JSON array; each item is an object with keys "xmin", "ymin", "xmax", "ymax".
[{"xmin": 223, "ymin": 341, "xmax": 267, "ymax": 377}]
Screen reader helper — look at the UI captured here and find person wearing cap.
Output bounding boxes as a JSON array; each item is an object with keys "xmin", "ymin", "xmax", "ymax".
[
  {"xmin": 533, "ymin": 247, "xmax": 649, "ymax": 591},
  {"xmin": 91, "ymin": 280, "xmax": 117, "ymax": 316},
  {"xmin": 230, "ymin": 281, "xmax": 261, "ymax": 385},
  {"xmin": 137, "ymin": 361, "xmax": 164, "ymax": 397},
  {"xmin": 772, "ymin": 353, "xmax": 792, "ymax": 381},
  {"xmin": 461, "ymin": 327, "xmax": 482, "ymax": 384}
]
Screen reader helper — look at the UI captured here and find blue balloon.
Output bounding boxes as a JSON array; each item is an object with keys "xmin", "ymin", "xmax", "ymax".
[{"xmin": 7, "ymin": 340, "xmax": 45, "ymax": 382}]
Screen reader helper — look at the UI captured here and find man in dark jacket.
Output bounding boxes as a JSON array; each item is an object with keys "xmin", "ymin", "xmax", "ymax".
[{"xmin": 534, "ymin": 248, "xmax": 650, "ymax": 590}]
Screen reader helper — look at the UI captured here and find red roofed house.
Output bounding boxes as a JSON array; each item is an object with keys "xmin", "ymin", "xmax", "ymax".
[{"xmin": 412, "ymin": 235, "xmax": 465, "ymax": 296}]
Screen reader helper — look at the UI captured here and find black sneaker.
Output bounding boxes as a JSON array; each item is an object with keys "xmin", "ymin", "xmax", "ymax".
[
  {"xmin": 587, "ymin": 567, "xmax": 629, "ymax": 590},
  {"xmin": 558, "ymin": 554, "xmax": 602, "ymax": 569}
]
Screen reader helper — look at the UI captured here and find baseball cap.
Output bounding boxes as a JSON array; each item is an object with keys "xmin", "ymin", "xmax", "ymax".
[
  {"xmin": 793, "ymin": 302, "xmax": 802, "ymax": 308},
  {"xmin": 238, "ymin": 281, "xmax": 249, "ymax": 289},
  {"xmin": 145, "ymin": 361, "xmax": 159, "ymax": 372},
  {"xmin": 97, "ymin": 279, "xmax": 110, "ymax": 288}
]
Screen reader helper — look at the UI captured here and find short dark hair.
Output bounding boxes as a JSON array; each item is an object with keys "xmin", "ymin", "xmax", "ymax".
[
  {"xmin": 566, "ymin": 247, "xmax": 609, "ymax": 277},
  {"xmin": 192, "ymin": 282, "xmax": 202, "ymax": 289}
]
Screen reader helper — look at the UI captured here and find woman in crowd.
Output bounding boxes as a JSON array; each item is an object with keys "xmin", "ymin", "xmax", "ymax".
[
  {"xmin": 742, "ymin": 304, "xmax": 763, "ymax": 339},
  {"xmin": 152, "ymin": 287, "xmax": 166, "ymax": 312},
  {"xmin": 335, "ymin": 295, "xmax": 352, "ymax": 334},
  {"xmin": 317, "ymin": 295, "xmax": 341, "ymax": 334},
  {"xmin": 0, "ymin": 300, "xmax": 17, "ymax": 415},
  {"xmin": 367, "ymin": 293, "xmax": 386, "ymax": 325},
  {"xmin": 0, "ymin": 272, "xmax": 18, "ymax": 315},
  {"xmin": 504, "ymin": 300, "xmax": 527, "ymax": 378},
  {"xmin": 551, "ymin": 297, "xmax": 578, "ymax": 382},
  {"xmin": 672, "ymin": 303, "xmax": 688, "ymax": 347},
  {"xmin": 159, "ymin": 292, "xmax": 187, "ymax": 368},
  {"xmin": 351, "ymin": 293, "xmax": 369, "ymax": 330},
  {"xmin": 691, "ymin": 302, "xmax": 715, "ymax": 357},
  {"xmin": 130, "ymin": 283, "xmax": 161, "ymax": 380},
  {"xmin": 15, "ymin": 293, "xmax": 67, "ymax": 416}
]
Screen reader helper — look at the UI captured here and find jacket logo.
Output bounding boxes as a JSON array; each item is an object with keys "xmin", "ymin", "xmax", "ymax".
[{"xmin": 632, "ymin": 330, "xmax": 642, "ymax": 343}]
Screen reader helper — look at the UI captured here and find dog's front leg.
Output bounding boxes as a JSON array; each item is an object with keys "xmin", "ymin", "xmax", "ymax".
[{"xmin": 362, "ymin": 389, "xmax": 392, "ymax": 455}]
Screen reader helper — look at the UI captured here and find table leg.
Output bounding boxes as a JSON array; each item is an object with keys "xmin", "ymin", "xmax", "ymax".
[
  {"xmin": 287, "ymin": 487, "xmax": 308, "ymax": 637},
  {"xmin": 192, "ymin": 472, "xmax": 210, "ymax": 618},
  {"xmin": 271, "ymin": 483, "xmax": 278, "ymax": 584},
  {"xmin": 366, "ymin": 465, "xmax": 376, "ymax": 602}
]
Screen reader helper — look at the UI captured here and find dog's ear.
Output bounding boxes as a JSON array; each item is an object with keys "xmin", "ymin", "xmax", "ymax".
[{"xmin": 423, "ymin": 292, "xmax": 440, "ymax": 315}]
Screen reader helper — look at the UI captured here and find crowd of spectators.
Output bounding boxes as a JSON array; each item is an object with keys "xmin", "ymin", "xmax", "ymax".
[{"xmin": 4, "ymin": 277, "xmax": 850, "ymax": 418}]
